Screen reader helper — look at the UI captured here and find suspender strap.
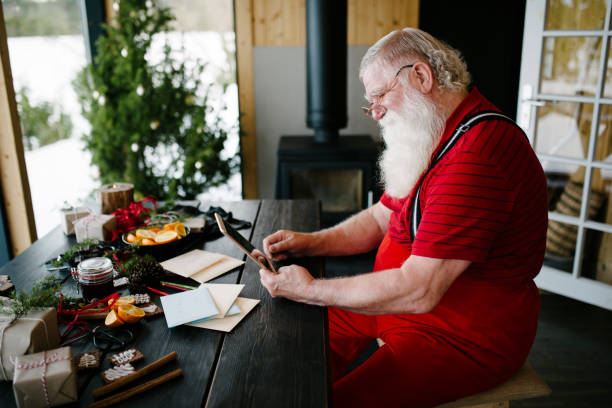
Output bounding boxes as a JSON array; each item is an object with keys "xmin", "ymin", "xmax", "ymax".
[{"xmin": 409, "ymin": 110, "xmax": 526, "ymax": 242}]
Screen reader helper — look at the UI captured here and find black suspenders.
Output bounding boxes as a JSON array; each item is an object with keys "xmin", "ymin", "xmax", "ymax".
[{"xmin": 408, "ymin": 110, "xmax": 527, "ymax": 242}]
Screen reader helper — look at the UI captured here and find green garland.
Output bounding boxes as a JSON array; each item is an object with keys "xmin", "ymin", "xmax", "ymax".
[
  {"xmin": 0, "ymin": 276, "xmax": 79, "ymax": 319},
  {"xmin": 49, "ymin": 239, "xmax": 102, "ymax": 267}
]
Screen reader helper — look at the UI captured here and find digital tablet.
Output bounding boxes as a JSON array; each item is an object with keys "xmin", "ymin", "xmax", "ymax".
[{"xmin": 214, "ymin": 213, "xmax": 277, "ymax": 273}]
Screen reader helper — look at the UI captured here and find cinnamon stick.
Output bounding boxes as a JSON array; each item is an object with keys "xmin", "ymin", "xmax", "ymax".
[
  {"xmin": 89, "ymin": 369, "xmax": 182, "ymax": 408},
  {"xmin": 92, "ymin": 351, "xmax": 177, "ymax": 398}
]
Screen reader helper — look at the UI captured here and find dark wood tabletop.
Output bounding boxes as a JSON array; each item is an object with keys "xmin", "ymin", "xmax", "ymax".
[{"xmin": 0, "ymin": 199, "xmax": 329, "ymax": 408}]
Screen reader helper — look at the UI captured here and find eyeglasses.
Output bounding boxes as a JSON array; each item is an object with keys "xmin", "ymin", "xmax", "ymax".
[{"xmin": 362, "ymin": 64, "xmax": 415, "ymax": 117}]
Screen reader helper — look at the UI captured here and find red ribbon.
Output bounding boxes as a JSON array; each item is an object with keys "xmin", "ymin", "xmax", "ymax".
[
  {"xmin": 110, "ymin": 198, "xmax": 157, "ymax": 241},
  {"xmin": 57, "ymin": 292, "xmax": 120, "ymax": 343}
]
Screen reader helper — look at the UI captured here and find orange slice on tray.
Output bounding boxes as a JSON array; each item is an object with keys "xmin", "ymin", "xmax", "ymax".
[
  {"xmin": 163, "ymin": 222, "xmax": 186, "ymax": 237},
  {"xmin": 174, "ymin": 223, "xmax": 187, "ymax": 237},
  {"xmin": 126, "ymin": 233, "xmax": 138, "ymax": 243},
  {"xmin": 105, "ymin": 310, "xmax": 125, "ymax": 327},
  {"xmin": 117, "ymin": 304, "xmax": 145, "ymax": 324},
  {"xmin": 135, "ymin": 229, "xmax": 157, "ymax": 239},
  {"xmin": 140, "ymin": 238, "xmax": 156, "ymax": 246},
  {"xmin": 154, "ymin": 230, "xmax": 179, "ymax": 244},
  {"xmin": 108, "ymin": 296, "xmax": 135, "ymax": 311}
]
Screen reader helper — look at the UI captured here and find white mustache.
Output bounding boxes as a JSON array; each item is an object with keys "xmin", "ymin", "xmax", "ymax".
[{"xmin": 378, "ymin": 89, "xmax": 444, "ymax": 198}]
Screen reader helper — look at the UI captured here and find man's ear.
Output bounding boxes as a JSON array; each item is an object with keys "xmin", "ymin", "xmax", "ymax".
[{"xmin": 411, "ymin": 62, "xmax": 434, "ymax": 94}]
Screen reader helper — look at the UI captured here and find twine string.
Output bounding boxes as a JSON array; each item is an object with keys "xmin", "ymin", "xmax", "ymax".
[{"xmin": 12, "ymin": 350, "xmax": 71, "ymax": 407}]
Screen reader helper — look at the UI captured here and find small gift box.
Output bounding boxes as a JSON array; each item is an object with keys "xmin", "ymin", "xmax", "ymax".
[
  {"xmin": 0, "ymin": 306, "xmax": 60, "ymax": 381},
  {"xmin": 12, "ymin": 347, "xmax": 77, "ymax": 408},
  {"xmin": 74, "ymin": 214, "xmax": 117, "ymax": 243},
  {"xmin": 59, "ymin": 206, "xmax": 90, "ymax": 235}
]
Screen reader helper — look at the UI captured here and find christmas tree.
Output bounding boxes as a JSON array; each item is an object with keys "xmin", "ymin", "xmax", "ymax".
[{"xmin": 74, "ymin": 0, "xmax": 238, "ymax": 199}]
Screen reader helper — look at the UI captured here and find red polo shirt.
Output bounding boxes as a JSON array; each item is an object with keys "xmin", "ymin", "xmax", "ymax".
[{"xmin": 376, "ymin": 87, "xmax": 548, "ymax": 372}]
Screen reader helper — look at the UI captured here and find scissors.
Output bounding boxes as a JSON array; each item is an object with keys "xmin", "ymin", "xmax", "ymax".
[{"xmin": 61, "ymin": 325, "xmax": 133, "ymax": 352}]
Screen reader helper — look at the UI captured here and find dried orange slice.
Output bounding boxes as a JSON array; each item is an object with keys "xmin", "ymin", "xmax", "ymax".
[
  {"xmin": 105, "ymin": 310, "xmax": 125, "ymax": 327},
  {"xmin": 108, "ymin": 296, "xmax": 135, "ymax": 311},
  {"xmin": 135, "ymin": 229, "xmax": 157, "ymax": 239},
  {"xmin": 117, "ymin": 304, "xmax": 145, "ymax": 324},
  {"xmin": 140, "ymin": 238, "xmax": 156, "ymax": 246},
  {"xmin": 174, "ymin": 223, "xmax": 186, "ymax": 237},
  {"xmin": 149, "ymin": 227, "xmax": 161, "ymax": 233},
  {"xmin": 126, "ymin": 233, "xmax": 138, "ymax": 243},
  {"xmin": 154, "ymin": 230, "xmax": 178, "ymax": 244}
]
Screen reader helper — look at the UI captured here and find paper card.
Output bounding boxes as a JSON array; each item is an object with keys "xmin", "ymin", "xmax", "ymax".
[
  {"xmin": 226, "ymin": 302, "xmax": 241, "ymax": 316},
  {"xmin": 160, "ymin": 249, "xmax": 244, "ymax": 283},
  {"xmin": 201, "ymin": 283, "xmax": 244, "ymax": 319},
  {"xmin": 160, "ymin": 286, "xmax": 219, "ymax": 328},
  {"xmin": 191, "ymin": 301, "xmax": 242, "ymax": 324},
  {"xmin": 187, "ymin": 297, "xmax": 259, "ymax": 332},
  {"xmin": 191, "ymin": 257, "xmax": 244, "ymax": 283}
]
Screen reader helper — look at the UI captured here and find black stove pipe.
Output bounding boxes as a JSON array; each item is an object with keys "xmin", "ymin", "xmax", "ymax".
[{"xmin": 306, "ymin": 0, "xmax": 347, "ymax": 144}]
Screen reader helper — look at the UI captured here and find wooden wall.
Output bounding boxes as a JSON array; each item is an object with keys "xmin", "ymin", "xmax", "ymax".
[
  {"xmin": 0, "ymin": 5, "xmax": 37, "ymax": 255},
  {"xmin": 250, "ymin": 0, "xmax": 417, "ymax": 46},
  {"xmin": 235, "ymin": 0, "xmax": 419, "ymax": 197}
]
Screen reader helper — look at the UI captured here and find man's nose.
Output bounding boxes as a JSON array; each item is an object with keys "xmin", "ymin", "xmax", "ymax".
[{"xmin": 371, "ymin": 109, "xmax": 386, "ymax": 121}]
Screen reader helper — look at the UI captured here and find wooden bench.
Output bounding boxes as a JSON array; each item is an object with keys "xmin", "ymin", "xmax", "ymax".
[
  {"xmin": 375, "ymin": 339, "xmax": 551, "ymax": 407},
  {"xmin": 435, "ymin": 362, "xmax": 551, "ymax": 407}
]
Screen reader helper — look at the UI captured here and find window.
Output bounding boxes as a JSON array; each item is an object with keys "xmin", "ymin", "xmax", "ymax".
[
  {"xmin": 156, "ymin": 0, "xmax": 241, "ymax": 202},
  {"xmin": 519, "ymin": 0, "xmax": 612, "ymax": 309},
  {"xmin": 2, "ymin": 0, "xmax": 240, "ymax": 238},
  {"xmin": 3, "ymin": 0, "xmax": 94, "ymax": 237}
]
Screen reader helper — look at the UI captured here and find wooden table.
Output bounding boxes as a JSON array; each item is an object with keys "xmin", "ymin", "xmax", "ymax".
[{"xmin": 0, "ymin": 200, "xmax": 329, "ymax": 407}]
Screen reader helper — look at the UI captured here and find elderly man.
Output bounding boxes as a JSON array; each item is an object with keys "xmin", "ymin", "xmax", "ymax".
[{"xmin": 259, "ymin": 28, "xmax": 548, "ymax": 408}]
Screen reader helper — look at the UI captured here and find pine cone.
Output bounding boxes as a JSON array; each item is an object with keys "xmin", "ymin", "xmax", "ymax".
[{"xmin": 126, "ymin": 256, "xmax": 165, "ymax": 293}]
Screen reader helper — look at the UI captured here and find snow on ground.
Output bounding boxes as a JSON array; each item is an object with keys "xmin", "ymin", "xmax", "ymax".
[
  {"xmin": 25, "ymin": 138, "xmax": 97, "ymax": 236},
  {"xmin": 25, "ymin": 137, "xmax": 241, "ymax": 237}
]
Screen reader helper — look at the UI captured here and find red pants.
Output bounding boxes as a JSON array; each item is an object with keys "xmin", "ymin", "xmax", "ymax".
[{"xmin": 329, "ymin": 307, "xmax": 524, "ymax": 408}]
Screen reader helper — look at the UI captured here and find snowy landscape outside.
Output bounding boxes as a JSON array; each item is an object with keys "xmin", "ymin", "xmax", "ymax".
[{"xmin": 8, "ymin": 31, "xmax": 241, "ymax": 238}]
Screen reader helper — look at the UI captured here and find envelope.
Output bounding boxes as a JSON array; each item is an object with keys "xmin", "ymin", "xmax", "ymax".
[
  {"xmin": 187, "ymin": 297, "xmax": 260, "ymax": 332},
  {"xmin": 160, "ymin": 286, "xmax": 219, "ymax": 328},
  {"xmin": 160, "ymin": 249, "xmax": 244, "ymax": 283},
  {"xmin": 200, "ymin": 283, "xmax": 244, "ymax": 319}
]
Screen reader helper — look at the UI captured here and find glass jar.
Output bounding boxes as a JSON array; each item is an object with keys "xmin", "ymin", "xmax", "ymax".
[{"xmin": 76, "ymin": 257, "xmax": 114, "ymax": 301}]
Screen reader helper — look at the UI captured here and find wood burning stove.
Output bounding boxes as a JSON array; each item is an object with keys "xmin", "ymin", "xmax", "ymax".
[{"xmin": 276, "ymin": 135, "xmax": 381, "ymax": 226}]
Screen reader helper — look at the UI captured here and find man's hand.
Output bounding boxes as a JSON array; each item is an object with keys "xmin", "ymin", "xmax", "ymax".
[
  {"xmin": 263, "ymin": 230, "xmax": 315, "ymax": 261},
  {"xmin": 259, "ymin": 265, "xmax": 319, "ymax": 305}
]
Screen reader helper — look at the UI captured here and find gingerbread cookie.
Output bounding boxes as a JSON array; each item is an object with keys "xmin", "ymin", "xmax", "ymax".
[
  {"xmin": 132, "ymin": 293, "xmax": 150, "ymax": 305},
  {"xmin": 102, "ymin": 363, "xmax": 135, "ymax": 383},
  {"xmin": 113, "ymin": 277, "xmax": 129, "ymax": 287},
  {"xmin": 140, "ymin": 302, "xmax": 163, "ymax": 318},
  {"xmin": 74, "ymin": 350, "xmax": 100, "ymax": 371},
  {"xmin": 108, "ymin": 348, "xmax": 144, "ymax": 366}
]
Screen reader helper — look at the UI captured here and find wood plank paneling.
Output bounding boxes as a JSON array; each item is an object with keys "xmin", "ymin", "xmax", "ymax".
[
  {"xmin": 0, "ymin": 3, "xmax": 37, "ymax": 255},
  {"xmin": 250, "ymin": 0, "xmax": 419, "ymax": 47},
  {"xmin": 234, "ymin": 0, "xmax": 259, "ymax": 198},
  {"xmin": 349, "ymin": 0, "xmax": 419, "ymax": 45},
  {"xmin": 253, "ymin": 0, "xmax": 306, "ymax": 46}
]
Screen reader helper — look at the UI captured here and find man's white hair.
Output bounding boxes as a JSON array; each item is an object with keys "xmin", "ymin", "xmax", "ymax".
[{"xmin": 360, "ymin": 28, "xmax": 471, "ymax": 92}]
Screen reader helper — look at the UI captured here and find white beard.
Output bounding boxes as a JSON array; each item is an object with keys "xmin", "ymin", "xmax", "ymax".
[{"xmin": 378, "ymin": 88, "xmax": 445, "ymax": 198}]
